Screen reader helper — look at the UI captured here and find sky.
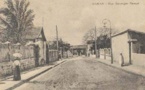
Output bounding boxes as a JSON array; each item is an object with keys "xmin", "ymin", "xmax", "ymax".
[{"xmin": 0, "ymin": 0, "xmax": 145, "ymax": 45}]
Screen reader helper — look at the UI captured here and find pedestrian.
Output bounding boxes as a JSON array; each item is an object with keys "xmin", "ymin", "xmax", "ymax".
[
  {"xmin": 119, "ymin": 53, "xmax": 124, "ymax": 67},
  {"xmin": 58, "ymin": 52, "xmax": 61, "ymax": 60},
  {"xmin": 13, "ymin": 57, "xmax": 21, "ymax": 81}
]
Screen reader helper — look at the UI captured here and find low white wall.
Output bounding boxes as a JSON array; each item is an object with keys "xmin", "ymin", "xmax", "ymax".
[
  {"xmin": 0, "ymin": 58, "xmax": 35, "ymax": 78},
  {"xmin": 100, "ymin": 54, "xmax": 111, "ymax": 60},
  {"xmin": 100, "ymin": 54, "xmax": 104, "ymax": 59},
  {"xmin": 132, "ymin": 53, "xmax": 145, "ymax": 67},
  {"xmin": 99, "ymin": 48, "xmax": 111, "ymax": 60}
]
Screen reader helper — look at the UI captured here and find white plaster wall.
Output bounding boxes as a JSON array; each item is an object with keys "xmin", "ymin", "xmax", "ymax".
[
  {"xmin": 132, "ymin": 53, "xmax": 145, "ymax": 67},
  {"xmin": 112, "ymin": 33, "xmax": 129, "ymax": 64},
  {"xmin": 39, "ymin": 40, "xmax": 44, "ymax": 60},
  {"xmin": 43, "ymin": 41, "xmax": 46, "ymax": 61}
]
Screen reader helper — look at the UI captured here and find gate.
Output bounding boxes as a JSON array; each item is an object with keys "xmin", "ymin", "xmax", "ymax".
[{"xmin": 34, "ymin": 45, "xmax": 40, "ymax": 67}]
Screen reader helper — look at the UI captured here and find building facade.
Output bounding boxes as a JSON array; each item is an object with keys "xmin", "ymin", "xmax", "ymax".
[
  {"xmin": 25, "ymin": 27, "xmax": 48, "ymax": 66},
  {"xmin": 112, "ymin": 29, "xmax": 145, "ymax": 66}
]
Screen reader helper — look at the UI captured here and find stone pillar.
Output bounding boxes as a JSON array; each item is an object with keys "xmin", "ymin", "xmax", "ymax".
[{"xmin": 38, "ymin": 40, "xmax": 44, "ymax": 65}]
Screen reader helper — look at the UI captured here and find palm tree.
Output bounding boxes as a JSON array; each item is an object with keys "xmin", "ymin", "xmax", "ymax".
[{"xmin": 0, "ymin": 0, "xmax": 35, "ymax": 43}]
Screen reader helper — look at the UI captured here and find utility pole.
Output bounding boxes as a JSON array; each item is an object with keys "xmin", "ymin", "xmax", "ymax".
[
  {"xmin": 56, "ymin": 25, "xmax": 59, "ymax": 60},
  {"xmin": 42, "ymin": 17, "xmax": 44, "ymax": 60},
  {"xmin": 94, "ymin": 26, "xmax": 97, "ymax": 58}
]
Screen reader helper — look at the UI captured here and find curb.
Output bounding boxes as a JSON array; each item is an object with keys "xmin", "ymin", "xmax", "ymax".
[
  {"xmin": 6, "ymin": 60, "xmax": 66, "ymax": 90},
  {"xmin": 97, "ymin": 60, "xmax": 145, "ymax": 78}
]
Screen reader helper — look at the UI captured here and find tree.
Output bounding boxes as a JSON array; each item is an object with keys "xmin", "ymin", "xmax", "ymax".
[
  {"xmin": 82, "ymin": 28, "xmax": 95, "ymax": 44},
  {"xmin": 49, "ymin": 38, "xmax": 70, "ymax": 51},
  {"xmin": 0, "ymin": 0, "xmax": 35, "ymax": 43},
  {"xmin": 82, "ymin": 27, "xmax": 118, "ymax": 49}
]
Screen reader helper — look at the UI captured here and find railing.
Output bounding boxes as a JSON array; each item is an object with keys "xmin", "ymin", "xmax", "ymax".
[
  {"xmin": 49, "ymin": 50, "xmax": 58, "ymax": 62},
  {"xmin": 100, "ymin": 48, "xmax": 111, "ymax": 60}
]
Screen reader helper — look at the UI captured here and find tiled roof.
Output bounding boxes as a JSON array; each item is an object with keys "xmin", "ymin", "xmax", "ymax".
[{"xmin": 24, "ymin": 27, "xmax": 43, "ymax": 40}]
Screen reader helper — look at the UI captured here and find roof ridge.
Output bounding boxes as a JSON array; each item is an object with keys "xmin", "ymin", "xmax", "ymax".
[{"xmin": 112, "ymin": 29, "xmax": 145, "ymax": 37}]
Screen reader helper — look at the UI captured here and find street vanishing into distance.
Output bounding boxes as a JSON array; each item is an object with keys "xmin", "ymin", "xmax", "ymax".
[
  {"xmin": 0, "ymin": 0, "xmax": 145, "ymax": 90},
  {"xmin": 16, "ymin": 57, "xmax": 145, "ymax": 90}
]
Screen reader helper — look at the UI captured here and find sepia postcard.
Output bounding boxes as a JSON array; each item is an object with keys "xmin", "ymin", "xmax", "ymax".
[{"xmin": 0, "ymin": 0, "xmax": 145, "ymax": 90}]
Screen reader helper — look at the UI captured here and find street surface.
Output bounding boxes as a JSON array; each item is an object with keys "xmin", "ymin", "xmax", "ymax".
[{"xmin": 16, "ymin": 57, "xmax": 145, "ymax": 90}]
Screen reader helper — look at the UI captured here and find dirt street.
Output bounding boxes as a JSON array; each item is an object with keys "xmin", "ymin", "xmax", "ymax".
[{"xmin": 16, "ymin": 57, "xmax": 145, "ymax": 90}]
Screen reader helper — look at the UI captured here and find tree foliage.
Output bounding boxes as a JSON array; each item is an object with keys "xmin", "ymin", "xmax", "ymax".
[
  {"xmin": 49, "ymin": 38, "xmax": 70, "ymax": 51},
  {"xmin": 82, "ymin": 27, "xmax": 118, "ymax": 49},
  {"xmin": 0, "ymin": 0, "xmax": 35, "ymax": 43}
]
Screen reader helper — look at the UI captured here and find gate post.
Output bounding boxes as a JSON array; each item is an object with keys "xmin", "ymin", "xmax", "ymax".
[
  {"xmin": 34, "ymin": 45, "xmax": 40, "ymax": 67},
  {"xmin": 46, "ymin": 44, "xmax": 49, "ymax": 64}
]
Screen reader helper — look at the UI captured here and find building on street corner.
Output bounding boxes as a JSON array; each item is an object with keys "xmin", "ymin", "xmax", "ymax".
[{"xmin": 112, "ymin": 29, "xmax": 145, "ymax": 66}]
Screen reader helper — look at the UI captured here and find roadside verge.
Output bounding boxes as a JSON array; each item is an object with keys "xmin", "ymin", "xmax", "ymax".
[
  {"xmin": 0, "ymin": 60, "xmax": 66, "ymax": 90},
  {"xmin": 96, "ymin": 58, "xmax": 145, "ymax": 78}
]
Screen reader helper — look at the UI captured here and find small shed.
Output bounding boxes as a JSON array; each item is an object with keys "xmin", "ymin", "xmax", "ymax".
[{"xmin": 112, "ymin": 29, "xmax": 145, "ymax": 66}]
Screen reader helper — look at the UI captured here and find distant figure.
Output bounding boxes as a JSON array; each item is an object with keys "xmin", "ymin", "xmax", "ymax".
[
  {"xmin": 13, "ymin": 57, "xmax": 21, "ymax": 81},
  {"xmin": 119, "ymin": 53, "xmax": 124, "ymax": 67},
  {"xmin": 40, "ymin": 58, "xmax": 45, "ymax": 66},
  {"xmin": 58, "ymin": 53, "xmax": 61, "ymax": 60},
  {"xmin": 88, "ymin": 53, "xmax": 90, "ymax": 57}
]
